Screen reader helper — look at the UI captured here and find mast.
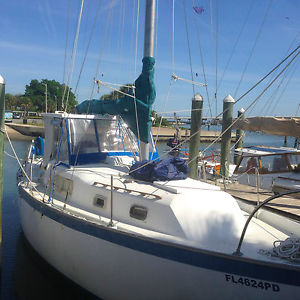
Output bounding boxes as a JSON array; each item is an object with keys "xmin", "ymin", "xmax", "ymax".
[{"xmin": 140, "ymin": 0, "xmax": 156, "ymax": 161}]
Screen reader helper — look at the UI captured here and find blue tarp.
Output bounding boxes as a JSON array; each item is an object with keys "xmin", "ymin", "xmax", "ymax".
[{"xmin": 130, "ymin": 157, "xmax": 190, "ymax": 182}]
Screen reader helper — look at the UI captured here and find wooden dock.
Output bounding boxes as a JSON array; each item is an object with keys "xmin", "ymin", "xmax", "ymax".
[
  {"xmin": 214, "ymin": 181, "xmax": 300, "ymax": 221},
  {"xmin": 152, "ymin": 127, "xmax": 236, "ymax": 142}
]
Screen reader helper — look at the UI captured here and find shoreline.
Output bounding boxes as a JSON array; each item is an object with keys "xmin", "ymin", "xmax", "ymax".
[{"xmin": 5, "ymin": 123, "xmax": 236, "ymax": 142}]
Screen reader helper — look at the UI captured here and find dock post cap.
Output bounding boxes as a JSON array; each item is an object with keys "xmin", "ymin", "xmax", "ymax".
[
  {"xmin": 223, "ymin": 94, "xmax": 235, "ymax": 103},
  {"xmin": 238, "ymin": 108, "xmax": 245, "ymax": 113},
  {"xmin": 192, "ymin": 94, "xmax": 203, "ymax": 102},
  {"xmin": 0, "ymin": 75, "xmax": 5, "ymax": 84}
]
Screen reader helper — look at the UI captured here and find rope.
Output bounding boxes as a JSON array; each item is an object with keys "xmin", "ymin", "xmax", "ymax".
[
  {"xmin": 233, "ymin": 0, "xmax": 273, "ymax": 98},
  {"xmin": 259, "ymin": 237, "xmax": 300, "ymax": 263},
  {"xmin": 4, "ymin": 150, "xmax": 23, "ymax": 160},
  {"xmin": 5, "ymin": 129, "xmax": 43, "ymax": 198}
]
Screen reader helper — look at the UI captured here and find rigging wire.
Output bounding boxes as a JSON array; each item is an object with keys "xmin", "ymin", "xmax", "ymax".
[
  {"xmin": 74, "ymin": 0, "xmax": 102, "ymax": 96},
  {"xmin": 153, "ymin": 78, "xmax": 174, "ymax": 147},
  {"xmin": 183, "ymin": 0, "xmax": 195, "ymax": 96},
  {"xmin": 63, "ymin": 0, "xmax": 85, "ymax": 111},
  {"xmin": 154, "ymin": 0, "xmax": 159, "ymax": 58},
  {"xmin": 233, "ymin": 0, "xmax": 273, "ymax": 99},
  {"xmin": 117, "ymin": 0, "xmax": 126, "ymax": 83},
  {"xmin": 88, "ymin": 0, "xmax": 114, "ymax": 102},
  {"xmin": 131, "ymin": 45, "xmax": 300, "ymax": 175},
  {"xmin": 257, "ymin": 31, "xmax": 300, "ymax": 116},
  {"xmin": 258, "ymin": 59, "xmax": 297, "ymax": 116},
  {"xmin": 62, "ymin": 0, "xmax": 71, "ymax": 86},
  {"xmin": 214, "ymin": 0, "xmax": 219, "ymax": 113},
  {"xmin": 192, "ymin": 0, "xmax": 212, "ymax": 118},
  {"xmin": 132, "ymin": 0, "xmax": 142, "ymax": 157},
  {"xmin": 172, "ymin": 0, "xmax": 175, "ymax": 74},
  {"xmin": 217, "ymin": 0, "xmax": 255, "ymax": 92},
  {"xmin": 199, "ymin": 49, "xmax": 300, "ymax": 157},
  {"xmin": 270, "ymin": 58, "xmax": 300, "ymax": 115}
]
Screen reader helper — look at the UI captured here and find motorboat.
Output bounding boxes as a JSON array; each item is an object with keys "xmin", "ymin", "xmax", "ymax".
[{"xmin": 233, "ymin": 146, "xmax": 300, "ymax": 194}]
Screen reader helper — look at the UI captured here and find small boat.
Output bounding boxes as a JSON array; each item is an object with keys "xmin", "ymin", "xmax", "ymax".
[
  {"xmin": 16, "ymin": 1, "xmax": 300, "ymax": 299},
  {"xmin": 233, "ymin": 146, "xmax": 300, "ymax": 194}
]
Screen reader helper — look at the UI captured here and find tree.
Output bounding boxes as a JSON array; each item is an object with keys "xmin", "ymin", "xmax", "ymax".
[
  {"xmin": 24, "ymin": 79, "xmax": 77, "ymax": 112},
  {"xmin": 151, "ymin": 110, "xmax": 170, "ymax": 127},
  {"xmin": 100, "ymin": 83, "xmax": 134, "ymax": 100}
]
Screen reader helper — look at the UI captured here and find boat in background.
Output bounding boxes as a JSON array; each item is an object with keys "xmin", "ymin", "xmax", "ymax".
[{"xmin": 233, "ymin": 146, "xmax": 300, "ymax": 194}]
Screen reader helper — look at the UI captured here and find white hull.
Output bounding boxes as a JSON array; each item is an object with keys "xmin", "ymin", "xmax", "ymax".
[{"xmin": 18, "ymin": 187, "xmax": 300, "ymax": 300}]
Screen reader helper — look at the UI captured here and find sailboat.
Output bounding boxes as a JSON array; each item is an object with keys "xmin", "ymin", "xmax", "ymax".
[{"xmin": 17, "ymin": 1, "xmax": 300, "ymax": 299}]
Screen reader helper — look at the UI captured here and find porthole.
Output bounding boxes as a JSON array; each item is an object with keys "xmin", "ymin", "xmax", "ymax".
[
  {"xmin": 130, "ymin": 205, "xmax": 147, "ymax": 221},
  {"xmin": 94, "ymin": 195, "xmax": 106, "ymax": 208}
]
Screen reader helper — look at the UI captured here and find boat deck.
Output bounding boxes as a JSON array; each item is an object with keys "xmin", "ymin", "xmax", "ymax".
[{"xmin": 212, "ymin": 181, "xmax": 300, "ymax": 221}]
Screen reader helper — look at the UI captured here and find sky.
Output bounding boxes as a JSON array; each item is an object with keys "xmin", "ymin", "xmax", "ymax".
[{"xmin": 1, "ymin": 0, "xmax": 300, "ymax": 118}]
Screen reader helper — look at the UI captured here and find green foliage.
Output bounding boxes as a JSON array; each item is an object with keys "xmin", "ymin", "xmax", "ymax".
[
  {"xmin": 24, "ymin": 79, "xmax": 77, "ymax": 112},
  {"xmin": 151, "ymin": 110, "xmax": 170, "ymax": 127},
  {"xmin": 100, "ymin": 84, "xmax": 134, "ymax": 100},
  {"xmin": 6, "ymin": 79, "xmax": 78, "ymax": 113}
]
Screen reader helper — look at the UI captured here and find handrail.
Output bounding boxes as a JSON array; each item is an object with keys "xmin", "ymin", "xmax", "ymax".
[
  {"xmin": 233, "ymin": 189, "xmax": 300, "ymax": 256},
  {"xmin": 93, "ymin": 181, "xmax": 162, "ymax": 199}
]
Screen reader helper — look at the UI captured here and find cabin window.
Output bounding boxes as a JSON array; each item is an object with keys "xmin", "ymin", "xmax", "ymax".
[
  {"xmin": 130, "ymin": 205, "xmax": 148, "ymax": 221},
  {"xmin": 236, "ymin": 157, "xmax": 258, "ymax": 174},
  {"xmin": 51, "ymin": 121, "xmax": 69, "ymax": 162},
  {"xmin": 260, "ymin": 155, "xmax": 289, "ymax": 173},
  {"xmin": 94, "ymin": 195, "xmax": 106, "ymax": 208},
  {"xmin": 95, "ymin": 118, "xmax": 139, "ymax": 153},
  {"xmin": 287, "ymin": 154, "xmax": 300, "ymax": 170},
  {"xmin": 68, "ymin": 119, "xmax": 100, "ymax": 155}
]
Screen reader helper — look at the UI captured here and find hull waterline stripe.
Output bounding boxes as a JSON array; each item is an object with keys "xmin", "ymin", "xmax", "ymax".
[{"xmin": 19, "ymin": 187, "xmax": 300, "ymax": 287}]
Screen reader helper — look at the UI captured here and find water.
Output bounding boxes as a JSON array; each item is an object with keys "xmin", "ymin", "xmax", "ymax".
[
  {"xmin": 1, "ymin": 132, "xmax": 296, "ymax": 299},
  {"xmin": 2, "ymin": 140, "xmax": 97, "ymax": 300}
]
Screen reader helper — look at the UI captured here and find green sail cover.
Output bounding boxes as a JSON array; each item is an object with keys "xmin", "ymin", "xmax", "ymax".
[{"xmin": 76, "ymin": 57, "xmax": 156, "ymax": 143}]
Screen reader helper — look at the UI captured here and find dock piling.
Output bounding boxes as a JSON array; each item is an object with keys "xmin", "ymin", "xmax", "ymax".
[
  {"xmin": 234, "ymin": 108, "xmax": 245, "ymax": 165},
  {"xmin": 220, "ymin": 95, "xmax": 235, "ymax": 180},
  {"xmin": 188, "ymin": 94, "xmax": 203, "ymax": 179}
]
